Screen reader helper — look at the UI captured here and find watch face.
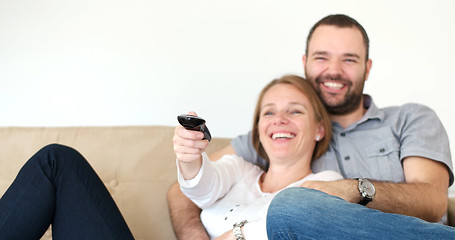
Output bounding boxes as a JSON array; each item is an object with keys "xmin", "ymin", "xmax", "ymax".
[{"xmin": 361, "ymin": 181, "xmax": 375, "ymax": 197}]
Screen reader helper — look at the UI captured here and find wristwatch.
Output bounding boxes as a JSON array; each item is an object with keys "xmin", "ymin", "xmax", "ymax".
[
  {"xmin": 357, "ymin": 178, "xmax": 375, "ymax": 205},
  {"xmin": 233, "ymin": 220, "xmax": 247, "ymax": 240}
]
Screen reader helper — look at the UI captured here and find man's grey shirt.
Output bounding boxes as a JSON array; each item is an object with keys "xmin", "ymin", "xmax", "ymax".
[{"xmin": 232, "ymin": 95, "xmax": 454, "ymax": 186}]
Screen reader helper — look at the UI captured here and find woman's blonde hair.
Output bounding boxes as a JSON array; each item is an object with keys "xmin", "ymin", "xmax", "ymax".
[{"xmin": 251, "ymin": 75, "xmax": 332, "ymax": 167}]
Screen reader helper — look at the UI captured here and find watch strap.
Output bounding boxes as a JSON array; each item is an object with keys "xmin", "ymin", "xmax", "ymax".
[
  {"xmin": 358, "ymin": 197, "xmax": 371, "ymax": 206},
  {"xmin": 233, "ymin": 220, "xmax": 247, "ymax": 240}
]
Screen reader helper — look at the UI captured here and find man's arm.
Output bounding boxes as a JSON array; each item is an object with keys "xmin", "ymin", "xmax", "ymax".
[
  {"xmin": 167, "ymin": 182, "xmax": 209, "ymax": 240},
  {"xmin": 167, "ymin": 145, "xmax": 236, "ymax": 239},
  {"xmin": 302, "ymin": 156, "xmax": 450, "ymax": 222},
  {"xmin": 208, "ymin": 144, "xmax": 236, "ymax": 161},
  {"xmin": 375, "ymin": 156, "xmax": 449, "ymax": 222}
]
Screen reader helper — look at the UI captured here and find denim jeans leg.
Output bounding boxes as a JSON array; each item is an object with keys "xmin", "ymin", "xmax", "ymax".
[
  {"xmin": 0, "ymin": 144, "xmax": 134, "ymax": 240},
  {"xmin": 266, "ymin": 187, "xmax": 455, "ymax": 240}
]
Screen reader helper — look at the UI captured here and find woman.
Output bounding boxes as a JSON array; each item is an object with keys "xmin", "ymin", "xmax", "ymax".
[{"xmin": 173, "ymin": 75, "xmax": 343, "ymax": 239}]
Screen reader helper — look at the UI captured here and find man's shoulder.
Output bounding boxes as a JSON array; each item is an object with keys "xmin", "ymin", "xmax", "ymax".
[
  {"xmin": 381, "ymin": 102, "xmax": 432, "ymax": 113},
  {"xmin": 380, "ymin": 103, "xmax": 436, "ymax": 121},
  {"xmin": 363, "ymin": 96, "xmax": 436, "ymax": 124}
]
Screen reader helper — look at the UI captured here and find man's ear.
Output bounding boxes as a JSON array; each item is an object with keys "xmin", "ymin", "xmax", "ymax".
[
  {"xmin": 365, "ymin": 59, "xmax": 373, "ymax": 81},
  {"xmin": 302, "ymin": 55, "xmax": 307, "ymax": 69}
]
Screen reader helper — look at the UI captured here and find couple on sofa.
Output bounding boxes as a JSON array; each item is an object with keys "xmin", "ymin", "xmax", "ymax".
[{"xmin": 1, "ymin": 14, "xmax": 454, "ymax": 239}]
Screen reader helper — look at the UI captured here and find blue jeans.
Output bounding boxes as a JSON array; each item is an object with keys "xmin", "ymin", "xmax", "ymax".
[
  {"xmin": 0, "ymin": 144, "xmax": 134, "ymax": 240},
  {"xmin": 266, "ymin": 187, "xmax": 455, "ymax": 240}
]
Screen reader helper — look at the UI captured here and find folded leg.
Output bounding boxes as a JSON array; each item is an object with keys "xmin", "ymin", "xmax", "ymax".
[{"xmin": 267, "ymin": 187, "xmax": 455, "ymax": 240}]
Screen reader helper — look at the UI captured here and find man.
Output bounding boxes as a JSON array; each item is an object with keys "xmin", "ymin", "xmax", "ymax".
[{"xmin": 168, "ymin": 14, "xmax": 453, "ymax": 239}]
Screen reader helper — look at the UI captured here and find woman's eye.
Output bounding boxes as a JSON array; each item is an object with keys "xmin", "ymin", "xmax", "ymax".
[
  {"xmin": 291, "ymin": 110, "xmax": 302, "ymax": 115},
  {"xmin": 261, "ymin": 111, "xmax": 273, "ymax": 116}
]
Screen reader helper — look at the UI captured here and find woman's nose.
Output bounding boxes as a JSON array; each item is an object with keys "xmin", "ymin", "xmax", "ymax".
[{"xmin": 273, "ymin": 112, "xmax": 289, "ymax": 125}]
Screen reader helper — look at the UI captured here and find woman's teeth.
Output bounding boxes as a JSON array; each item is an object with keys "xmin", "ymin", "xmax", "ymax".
[{"xmin": 272, "ymin": 133, "xmax": 296, "ymax": 140}]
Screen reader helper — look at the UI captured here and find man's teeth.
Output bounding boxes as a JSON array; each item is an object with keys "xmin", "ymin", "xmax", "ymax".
[
  {"xmin": 323, "ymin": 82, "xmax": 344, "ymax": 89},
  {"xmin": 272, "ymin": 133, "xmax": 295, "ymax": 140}
]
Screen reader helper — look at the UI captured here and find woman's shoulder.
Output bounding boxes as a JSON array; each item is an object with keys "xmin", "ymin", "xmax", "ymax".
[{"xmin": 310, "ymin": 170, "xmax": 344, "ymax": 181}]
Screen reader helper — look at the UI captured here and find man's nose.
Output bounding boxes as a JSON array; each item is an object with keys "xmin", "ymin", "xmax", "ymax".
[{"xmin": 327, "ymin": 59, "xmax": 343, "ymax": 75}]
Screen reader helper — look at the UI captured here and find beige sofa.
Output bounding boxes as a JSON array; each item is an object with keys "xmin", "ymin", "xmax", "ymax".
[
  {"xmin": 0, "ymin": 126, "xmax": 454, "ymax": 239},
  {"xmin": 0, "ymin": 126, "xmax": 230, "ymax": 239}
]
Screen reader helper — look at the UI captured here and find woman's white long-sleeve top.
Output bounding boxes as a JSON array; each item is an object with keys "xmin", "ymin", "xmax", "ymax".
[{"xmin": 177, "ymin": 153, "xmax": 343, "ymax": 239}]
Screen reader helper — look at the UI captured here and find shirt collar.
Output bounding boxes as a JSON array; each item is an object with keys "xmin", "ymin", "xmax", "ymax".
[
  {"xmin": 333, "ymin": 95, "xmax": 385, "ymax": 131},
  {"xmin": 361, "ymin": 94, "xmax": 384, "ymax": 122}
]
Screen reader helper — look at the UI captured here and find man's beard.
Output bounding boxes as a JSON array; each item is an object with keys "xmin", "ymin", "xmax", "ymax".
[{"xmin": 313, "ymin": 74, "xmax": 365, "ymax": 115}]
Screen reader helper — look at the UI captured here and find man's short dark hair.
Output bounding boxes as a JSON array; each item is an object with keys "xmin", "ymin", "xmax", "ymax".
[{"xmin": 305, "ymin": 14, "xmax": 370, "ymax": 61}]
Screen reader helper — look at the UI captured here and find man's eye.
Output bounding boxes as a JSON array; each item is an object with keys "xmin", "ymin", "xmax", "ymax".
[{"xmin": 344, "ymin": 58, "xmax": 357, "ymax": 63}]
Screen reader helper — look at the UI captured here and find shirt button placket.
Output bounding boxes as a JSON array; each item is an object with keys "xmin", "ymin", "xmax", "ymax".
[
  {"xmin": 340, "ymin": 132, "xmax": 350, "ymax": 160},
  {"xmin": 339, "ymin": 132, "xmax": 351, "ymax": 163}
]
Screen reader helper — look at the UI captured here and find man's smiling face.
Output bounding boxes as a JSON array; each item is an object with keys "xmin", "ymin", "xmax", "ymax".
[{"xmin": 303, "ymin": 25, "xmax": 372, "ymax": 115}]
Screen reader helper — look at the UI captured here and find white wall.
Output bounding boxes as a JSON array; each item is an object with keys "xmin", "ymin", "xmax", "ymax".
[{"xmin": 1, "ymin": 0, "xmax": 454, "ymax": 191}]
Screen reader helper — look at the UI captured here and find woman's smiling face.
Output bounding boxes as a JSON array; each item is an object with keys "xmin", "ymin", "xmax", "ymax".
[{"xmin": 258, "ymin": 83, "xmax": 323, "ymax": 163}]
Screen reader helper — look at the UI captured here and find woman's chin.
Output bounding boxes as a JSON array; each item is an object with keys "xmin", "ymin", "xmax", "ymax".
[{"xmin": 266, "ymin": 151, "xmax": 293, "ymax": 162}]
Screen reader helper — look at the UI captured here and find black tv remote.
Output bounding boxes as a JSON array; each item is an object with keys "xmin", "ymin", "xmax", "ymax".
[{"xmin": 177, "ymin": 114, "xmax": 212, "ymax": 142}]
